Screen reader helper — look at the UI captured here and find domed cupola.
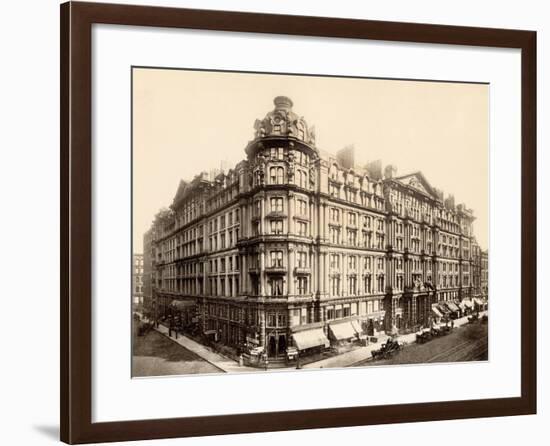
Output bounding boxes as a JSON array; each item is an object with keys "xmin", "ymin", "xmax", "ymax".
[{"xmin": 253, "ymin": 96, "xmax": 317, "ymax": 147}]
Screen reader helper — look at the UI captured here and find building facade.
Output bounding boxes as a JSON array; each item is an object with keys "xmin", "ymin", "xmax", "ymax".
[
  {"xmin": 132, "ymin": 253, "xmax": 144, "ymax": 306},
  {"xmin": 148, "ymin": 96, "xmax": 487, "ymax": 358}
]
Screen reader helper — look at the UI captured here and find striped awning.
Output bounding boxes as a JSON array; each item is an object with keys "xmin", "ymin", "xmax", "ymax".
[
  {"xmin": 292, "ymin": 329, "xmax": 330, "ymax": 351},
  {"xmin": 445, "ymin": 302, "xmax": 460, "ymax": 312},
  {"xmin": 432, "ymin": 306, "xmax": 443, "ymax": 318},
  {"xmin": 351, "ymin": 320, "xmax": 363, "ymax": 335},
  {"xmin": 329, "ymin": 322, "xmax": 356, "ymax": 341}
]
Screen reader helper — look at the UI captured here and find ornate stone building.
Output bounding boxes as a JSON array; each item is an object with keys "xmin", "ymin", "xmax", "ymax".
[{"xmin": 148, "ymin": 96, "xmax": 485, "ymax": 358}]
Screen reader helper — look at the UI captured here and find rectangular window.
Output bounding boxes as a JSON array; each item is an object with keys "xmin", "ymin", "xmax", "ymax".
[
  {"xmin": 297, "ymin": 277, "xmax": 308, "ymax": 295},
  {"xmin": 347, "ymin": 229, "xmax": 357, "ymax": 246},
  {"xmin": 297, "ymin": 199, "xmax": 307, "ymax": 216},
  {"xmin": 297, "ymin": 221, "xmax": 307, "ymax": 236},
  {"xmin": 270, "ymin": 250, "xmax": 283, "ymax": 268},
  {"xmin": 270, "ymin": 197, "xmax": 283, "ymax": 212},
  {"xmin": 270, "ymin": 220, "xmax": 283, "ymax": 234},
  {"xmin": 297, "ymin": 251, "xmax": 307, "ymax": 268},
  {"xmin": 270, "ymin": 278, "xmax": 284, "ymax": 296}
]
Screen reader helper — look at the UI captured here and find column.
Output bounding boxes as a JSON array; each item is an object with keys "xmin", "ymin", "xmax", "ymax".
[
  {"xmin": 323, "ymin": 204, "xmax": 328, "ymax": 240},
  {"xmin": 260, "ymin": 197, "xmax": 265, "ymax": 235},
  {"xmin": 310, "ymin": 249, "xmax": 316, "ymax": 295},
  {"xmin": 308, "ymin": 305, "xmax": 314, "ymax": 324},
  {"xmin": 341, "ymin": 253, "xmax": 347, "ymax": 296},
  {"xmin": 309, "ymin": 201, "xmax": 315, "ymax": 238},
  {"xmin": 288, "ymin": 245, "xmax": 295, "ymax": 296},
  {"xmin": 260, "ymin": 249, "xmax": 265, "ymax": 297},
  {"xmin": 318, "ymin": 250, "xmax": 324, "ymax": 295},
  {"xmin": 288, "ymin": 193, "xmax": 294, "ymax": 235},
  {"xmin": 323, "ymin": 253, "xmax": 328, "ymax": 296},
  {"xmin": 357, "ymin": 253, "xmax": 363, "ymax": 295},
  {"xmin": 259, "ymin": 308, "xmax": 266, "ymax": 348},
  {"xmin": 241, "ymin": 254, "xmax": 247, "ymax": 294}
]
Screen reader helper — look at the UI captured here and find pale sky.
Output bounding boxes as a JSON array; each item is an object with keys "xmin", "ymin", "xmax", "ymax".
[{"xmin": 133, "ymin": 68, "xmax": 488, "ymax": 252}]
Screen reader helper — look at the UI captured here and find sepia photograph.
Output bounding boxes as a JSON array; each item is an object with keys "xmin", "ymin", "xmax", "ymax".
[{"xmin": 131, "ymin": 67, "xmax": 489, "ymax": 377}]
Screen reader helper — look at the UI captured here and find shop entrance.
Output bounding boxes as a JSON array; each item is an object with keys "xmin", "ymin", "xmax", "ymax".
[{"xmin": 267, "ymin": 333, "xmax": 287, "ymax": 358}]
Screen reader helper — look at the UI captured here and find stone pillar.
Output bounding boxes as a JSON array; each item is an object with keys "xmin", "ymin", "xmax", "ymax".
[
  {"xmin": 341, "ymin": 253, "xmax": 347, "ymax": 296},
  {"xmin": 323, "ymin": 253, "xmax": 328, "ymax": 295},
  {"xmin": 260, "ymin": 248, "xmax": 266, "ymax": 297},
  {"xmin": 260, "ymin": 197, "xmax": 265, "ymax": 235},
  {"xmin": 241, "ymin": 254, "xmax": 247, "ymax": 294},
  {"xmin": 412, "ymin": 295, "xmax": 417, "ymax": 326},
  {"xmin": 259, "ymin": 308, "xmax": 266, "ymax": 348},
  {"xmin": 288, "ymin": 193, "xmax": 294, "ymax": 235},
  {"xmin": 357, "ymin": 254, "xmax": 363, "ymax": 294},
  {"xmin": 323, "ymin": 204, "xmax": 328, "ymax": 240},
  {"xmin": 288, "ymin": 245, "xmax": 295, "ymax": 296}
]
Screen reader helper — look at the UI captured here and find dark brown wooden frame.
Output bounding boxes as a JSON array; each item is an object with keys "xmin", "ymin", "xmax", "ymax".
[{"xmin": 60, "ymin": 1, "xmax": 537, "ymax": 443}]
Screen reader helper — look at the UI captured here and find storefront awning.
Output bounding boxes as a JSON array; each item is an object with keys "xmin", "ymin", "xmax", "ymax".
[
  {"xmin": 329, "ymin": 322, "xmax": 357, "ymax": 341},
  {"xmin": 462, "ymin": 300, "xmax": 474, "ymax": 309},
  {"xmin": 432, "ymin": 306, "xmax": 443, "ymax": 318},
  {"xmin": 445, "ymin": 302, "xmax": 460, "ymax": 312},
  {"xmin": 292, "ymin": 328, "xmax": 329, "ymax": 351},
  {"xmin": 437, "ymin": 304, "xmax": 450, "ymax": 314},
  {"xmin": 351, "ymin": 320, "xmax": 363, "ymax": 335},
  {"xmin": 171, "ymin": 299, "xmax": 195, "ymax": 310},
  {"xmin": 473, "ymin": 298, "xmax": 486, "ymax": 307}
]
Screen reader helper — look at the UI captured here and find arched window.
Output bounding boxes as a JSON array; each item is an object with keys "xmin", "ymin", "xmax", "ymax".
[
  {"xmin": 269, "ymin": 167, "xmax": 277, "ymax": 184},
  {"xmin": 277, "ymin": 167, "xmax": 284, "ymax": 184},
  {"xmin": 298, "ymin": 170, "xmax": 307, "ymax": 188}
]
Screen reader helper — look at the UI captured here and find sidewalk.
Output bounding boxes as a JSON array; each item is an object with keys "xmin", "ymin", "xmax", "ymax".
[
  {"xmin": 154, "ymin": 311, "xmax": 487, "ymax": 373},
  {"xmin": 154, "ymin": 325, "xmax": 257, "ymax": 373},
  {"xmin": 304, "ymin": 311, "xmax": 487, "ymax": 369}
]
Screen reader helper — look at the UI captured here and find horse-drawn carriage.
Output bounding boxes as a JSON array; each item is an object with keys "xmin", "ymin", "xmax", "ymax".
[
  {"xmin": 371, "ymin": 338, "xmax": 402, "ymax": 360},
  {"xmin": 468, "ymin": 312, "xmax": 480, "ymax": 323},
  {"xmin": 416, "ymin": 329, "xmax": 432, "ymax": 344}
]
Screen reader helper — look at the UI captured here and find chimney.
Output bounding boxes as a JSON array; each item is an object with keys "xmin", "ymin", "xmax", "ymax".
[
  {"xmin": 384, "ymin": 164, "xmax": 397, "ymax": 179},
  {"xmin": 365, "ymin": 160, "xmax": 383, "ymax": 180},
  {"xmin": 444, "ymin": 194, "xmax": 455, "ymax": 209},
  {"xmin": 336, "ymin": 145, "xmax": 355, "ymax": 169}
]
